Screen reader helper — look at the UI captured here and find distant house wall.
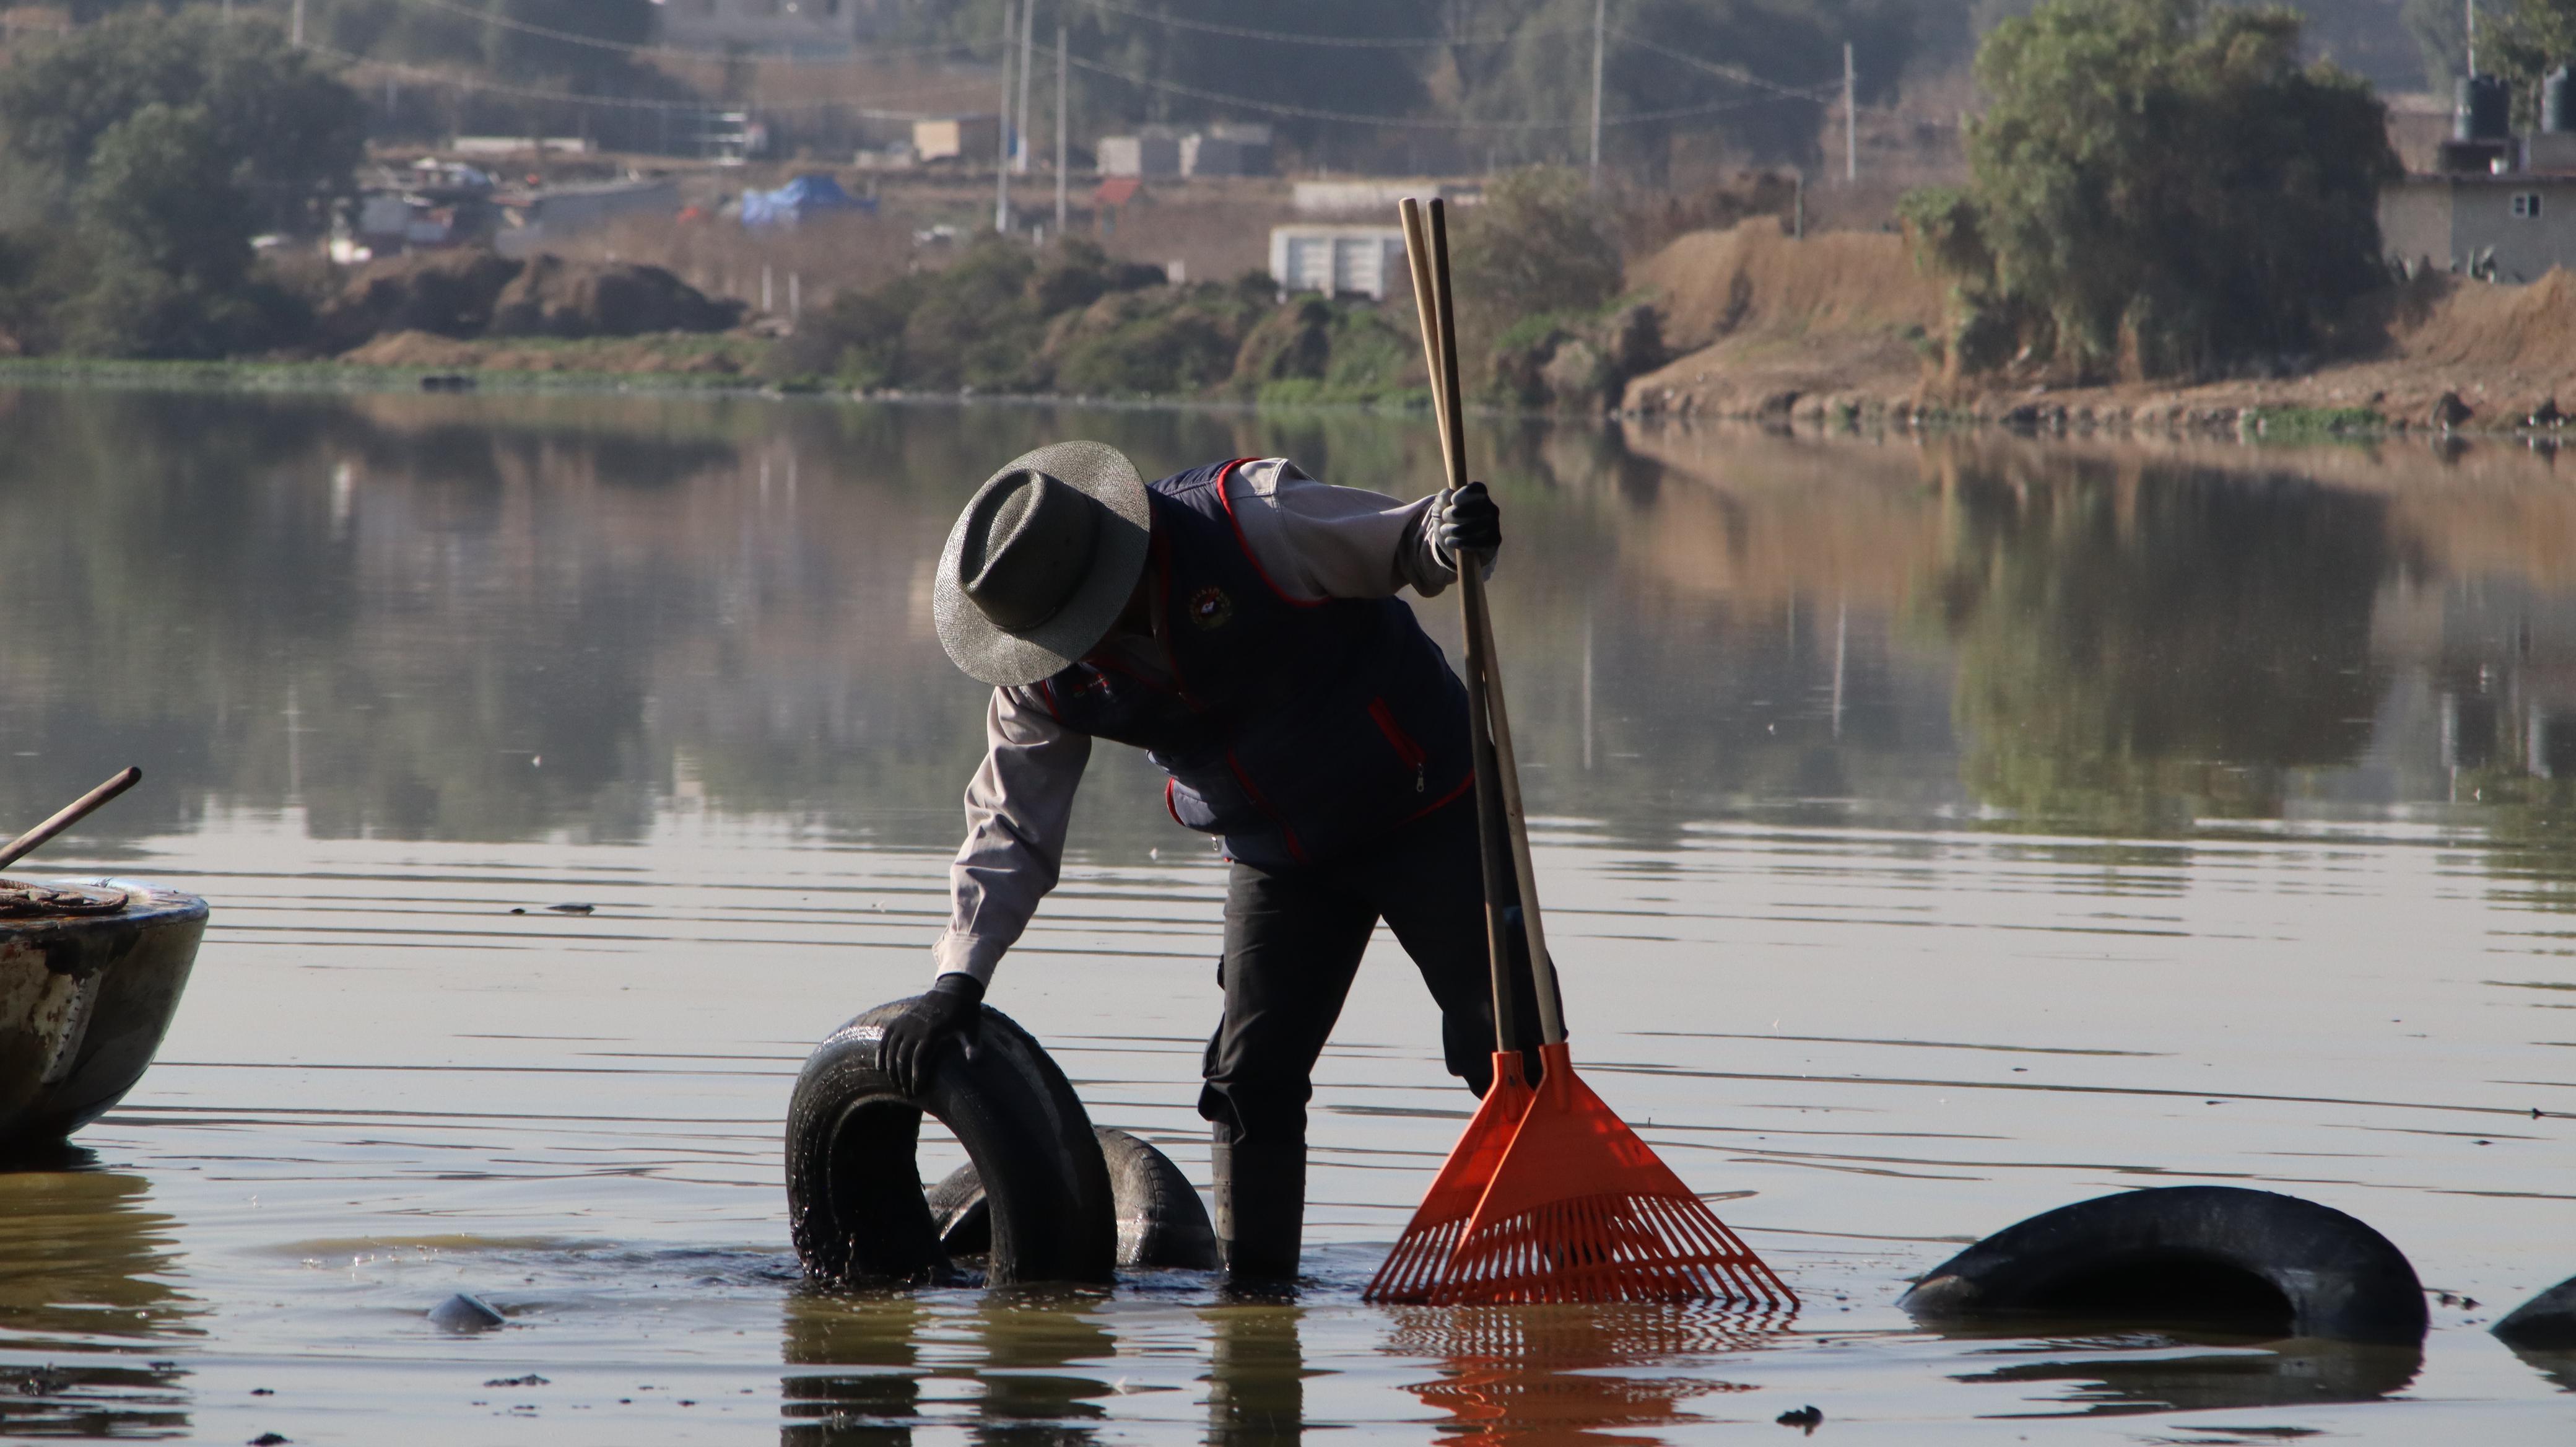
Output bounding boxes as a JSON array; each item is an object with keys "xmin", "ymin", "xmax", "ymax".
[
  {"xmin": 1269, "ymin": 225, "xmax": 1408, "ymax": 300},
  {"xmin": 2379, "ymin": 178, "xmax": 2456, "ymax": 269},
  {"xmin": 2383, "ymin": 175, "xmax": 2576, "ymax": 281}
]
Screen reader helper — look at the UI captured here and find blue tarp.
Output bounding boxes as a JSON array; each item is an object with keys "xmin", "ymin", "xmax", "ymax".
[{"xmin": 740, "ymin": 173, "xmax": 874, "ymax": 229}]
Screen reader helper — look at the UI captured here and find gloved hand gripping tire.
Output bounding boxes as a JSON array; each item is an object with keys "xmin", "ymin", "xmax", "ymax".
[
  {"xmin": 1437, "ymin": 481, "xmax": 1502, "ymax": 563},
  {"xmin": 879, "ymin": 973, "xmax": 985, "ymax": 1097}
]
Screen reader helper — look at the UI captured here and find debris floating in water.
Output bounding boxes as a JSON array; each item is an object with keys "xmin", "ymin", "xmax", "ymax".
[
  {"xmin": 1776, "ymin": 1404, "xmax": 1822, "ymax": 1432},
  {"xmin": 483, "ymin": 1375, "xmax": 549, "ymax": 1388},
  {"xmin": 427, "ymin": 1293, "xmax": 505, "ymax": 1332},
  {"xmin": 546, "ymin": 903, "xmax": 595, "ymax": 914}
]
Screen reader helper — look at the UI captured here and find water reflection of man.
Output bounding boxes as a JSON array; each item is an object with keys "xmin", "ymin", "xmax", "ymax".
[{"xmin": 883, "ymin": 442, "xmax": 1515, "ymax": 1285}]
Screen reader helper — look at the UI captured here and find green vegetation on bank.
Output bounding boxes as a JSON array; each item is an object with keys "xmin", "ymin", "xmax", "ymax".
[
  {"xmin": 767, "ymin": 237, "xmax": 1425, "ymax": 403},
  {"xmin": 1902, "ymin": 0, "xmax": 2397, "ymax": 384}
]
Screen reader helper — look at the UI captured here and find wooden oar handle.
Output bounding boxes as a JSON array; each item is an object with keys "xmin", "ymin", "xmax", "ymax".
[
  {"xmin": 1401, "ymin": 197, "xmax": 1519, "ymax": 1056},
  {"xmin": 1401, "ymin": 198, "xmax": 1569, "ymax": 1050},
  {"xmin": 0, "ymin": 766, "xmax": 141, "ymax": 875}
]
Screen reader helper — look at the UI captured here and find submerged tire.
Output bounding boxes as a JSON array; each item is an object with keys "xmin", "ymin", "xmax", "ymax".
[
  {"xmin": 1899, "ymin": 1186, "xmax": 2427, "ymax": 1345},
  {"xmin": 2494, "ymin": 1274, "xmax": 2576, "ymax": 1350},
  {"xmin": 786, "ymin": 999, "xmax": 1115, "ymax": 1288},
  {"xmin": 928, "ymin": 1126, "xmax": 1219, "ymax": 1270}
]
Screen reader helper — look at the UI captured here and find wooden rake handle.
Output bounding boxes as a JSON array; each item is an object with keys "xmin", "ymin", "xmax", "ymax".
[{"xmin": 1397, "ymin": 198, "xmax": 1568, "ymax": 1049}]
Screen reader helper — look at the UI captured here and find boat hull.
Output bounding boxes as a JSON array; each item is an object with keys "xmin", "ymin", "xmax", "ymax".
[{"xmin": 0, "ymin": 880, "xmax": 206, "ymax": 1153}]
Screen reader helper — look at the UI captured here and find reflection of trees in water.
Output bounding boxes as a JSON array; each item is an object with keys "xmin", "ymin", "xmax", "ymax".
[
  {"xmin": 778, "ymin": 1287, "xmax": 1117, "ymax": 1446},
  {"xmin": 1384, "ymin": 1303, "xmax": 1783, "ymax": 1443},
  {"xmin": 0, "ymin": 1166, "xmax": 195, "ymax": 1436},
  {"xmin": 5, "ymin": 391, "xmax": 2448, "ymax": 855},
  {"xmin": 1928, "ymin": 455, "xmax": 2392, "ymax": 832}
]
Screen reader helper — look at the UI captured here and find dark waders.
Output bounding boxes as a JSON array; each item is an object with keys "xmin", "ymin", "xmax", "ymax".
[{"xmin": 1199, "ymin": 777, "xmax": 1548, "ymax": 1283}]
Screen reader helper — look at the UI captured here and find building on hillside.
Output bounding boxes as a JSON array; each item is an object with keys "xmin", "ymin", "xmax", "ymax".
[
  {"xmin": 658, "ymin": 0, "xmax": 892, "ymax": 56},
  {"xmin": 1181, "ymin": 125, "xmax": 1273, "ymax": 177},
  {"xmin": 1099, "ymin": 133, "xmax": 1182, "ymax": 178},
  {"xmin": 1269, "ymin": 225, "xmax": 1408, "ymax": 300},
  {"xmin": 2382, "ymin": 71, "xmax": 2576, "ymax": 282}
]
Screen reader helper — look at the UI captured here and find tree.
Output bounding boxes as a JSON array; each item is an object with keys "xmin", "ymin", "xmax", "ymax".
[
  {"xmin": 2482, "ymin": 0, "xmax": 2576, "ymax": 125},
  {"xmin": 1903, "ymin": 0, "xmax": 2396, "ymax": 382},
  {"xmin": 1449, "ymin": 164, "xmax": 1623, "ymax": 381},
  {"xmin": 0, "ymin": 10, "xmax": 364, "ymax": 237}
]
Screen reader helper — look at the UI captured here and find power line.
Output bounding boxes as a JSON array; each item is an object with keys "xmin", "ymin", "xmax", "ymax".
[
  {"xmin": 1066, "ymin": 0, "xmax": 1569, "ymax": 48},
  {"xmin": 308, "ymin": 40, "xmax": 984, "ymax": 115},
  {"xmin": 376, "ymin": 0, "xmax": 982, "ymax": 66},
  {"xmin": 1611, "ymin": 24, "xmax": 1837, "ymax": 99},
  {"xmin": 1063, "ymin": 50, "xmax": 1830, "ymax": 130}
]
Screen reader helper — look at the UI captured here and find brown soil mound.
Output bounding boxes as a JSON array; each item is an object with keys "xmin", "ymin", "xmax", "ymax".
[
  {"xmin": 318, "ymin": 250, "xmax": 741, "ymax": 355},
  {"xmin": 488, "ymin": 255, "xmax": 742, "ymax": 339},
  {"xmin": 2390, "ymin": 269, "xmax": 2576, "ymax": 373},
  {"xmin": 1629, "ymin": 221, "xmax": 1942, "ymax": 354},
  {"xmin": 318, "ymin": 250, "xmax": 521, "ymax": 351},
  {"xmin": 1618, "ymin": 221, "xmax": 1943, "ymax": 416}
]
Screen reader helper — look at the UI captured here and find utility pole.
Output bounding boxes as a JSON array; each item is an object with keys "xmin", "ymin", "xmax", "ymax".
[
  {"xmin": 1843, "ymin": 42, "xmax": 1856, "ymax": 183},
  {"xmin": 1587, "ymin": 0, "xmax": 1605, "ymax": 183},
  {"xmin": 2468, "ymin": 0, "xmax": 2479, "ymax": 76},
  {"xmin": 1056, "ymin": 17, "xmax": 1070, "ymax": 234},
  {"xmin": 290, "ymin": 0, "xmax": 305, "ymax": 46},
  {"xmin": 994, "ymin": 0, "xmax": 1015, "ymax": 233},
  {"xmin": 1016, "ymin": 0, "xmax": 1036, "ymax": 173}
]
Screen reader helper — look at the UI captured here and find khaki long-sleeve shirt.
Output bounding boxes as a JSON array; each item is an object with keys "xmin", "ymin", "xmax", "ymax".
[{"xmin": 932, "ymin": 458, "xmax": 1466, "ymax": 984}]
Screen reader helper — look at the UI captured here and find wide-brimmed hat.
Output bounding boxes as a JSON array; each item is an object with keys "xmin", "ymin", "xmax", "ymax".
[{"xmin": 933, "ymin": 441, "xmax": 1152, "ymax": 687}]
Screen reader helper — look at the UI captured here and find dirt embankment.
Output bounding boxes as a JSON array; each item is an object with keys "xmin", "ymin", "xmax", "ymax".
[
  {"xmin": 1617, "ymin": 221, "xmax": 2576, "ymax": 433},
  {"xmin": 1617, "ymin": 222, "xmax": 1943, "ymax": 421}
]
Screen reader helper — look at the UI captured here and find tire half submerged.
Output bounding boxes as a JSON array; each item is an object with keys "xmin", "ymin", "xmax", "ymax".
[{"xmin": 786, "ymin": 999, "xmax": 1115, "ymax": 1288}]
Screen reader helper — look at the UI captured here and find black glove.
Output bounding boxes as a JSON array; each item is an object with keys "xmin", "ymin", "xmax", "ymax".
[
  {"xmin": 879, "ymin": 973, "xmax": 984, "ymax": 1096},
  {"xmin": 1437, "ymin": 481, "xmax": 1502, "ymax": 562}
]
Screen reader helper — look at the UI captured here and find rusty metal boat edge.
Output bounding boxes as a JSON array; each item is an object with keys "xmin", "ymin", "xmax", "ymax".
[{"xmin": 0, "ymin": 877, "xmax": 207, "ymax": 1155}]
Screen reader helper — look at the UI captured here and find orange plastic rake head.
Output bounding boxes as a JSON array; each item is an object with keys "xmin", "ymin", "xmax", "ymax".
[
  {"xmin": 1362, "ymin": 1051, "xmax": 1534, "ymax": 1304},
  {"xmin": 1427, "ymin": 1044, "xmax": 1796, "ymax": 1308}
]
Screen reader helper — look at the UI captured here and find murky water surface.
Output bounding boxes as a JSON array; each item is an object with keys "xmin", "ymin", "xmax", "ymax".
[{"xmin": 2, "ymin": 387, "xmax": 2573, "ymax": 1441}]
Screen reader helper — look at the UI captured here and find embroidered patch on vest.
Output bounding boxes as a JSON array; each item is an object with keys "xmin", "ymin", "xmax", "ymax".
[{"xmin": 1186, "ymin": 585, "xmax": 1234, "ymax": 630}]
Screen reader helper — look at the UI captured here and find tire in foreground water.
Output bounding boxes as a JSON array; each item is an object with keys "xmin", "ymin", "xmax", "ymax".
[
  {"xmin": 1900, "ymin": 1185, "xmax": 2427, "ymax": 1345},
  {"xmin": 786, "ymin": 999, "xmax": 1115, "ymax": 1287}
]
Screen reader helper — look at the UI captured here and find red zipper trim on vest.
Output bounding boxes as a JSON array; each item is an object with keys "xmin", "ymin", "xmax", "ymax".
[
  {"xmin": 1031, "ymin": 678, "xmax": 1068, "ymax": 723},
  {"xmin": 1367, "ymin": 696, "xmax": 1429, "ymax": 793},
  {"xmin": 1225, "ymin": 748, "xmax": 1308, "ymax": 865},
  {"xmin": 1398, "ymin": 771, "xmax": 1476, "ymax": 826},
  {"xmin": 1213, "ymin": 458, "xmax": 1328, "ymax": 610},
  {"xmin": 1164, "ymin": 777, "xmax": 1185, "ymax": 828}
]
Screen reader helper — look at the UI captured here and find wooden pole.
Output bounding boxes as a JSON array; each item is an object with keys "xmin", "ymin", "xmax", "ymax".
[
  {"xmin": 1056, "ymin": 17, "xmax": 1069, "ymax": 232},
  {"xmin": 993, "ymin": 0, "xmax": 1015, "ymax": 232}
]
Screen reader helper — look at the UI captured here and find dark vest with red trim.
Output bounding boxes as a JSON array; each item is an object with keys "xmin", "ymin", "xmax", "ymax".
[{"xmin": 1010, "ymin": 459, "xmax": 1473, "ymax": 872}]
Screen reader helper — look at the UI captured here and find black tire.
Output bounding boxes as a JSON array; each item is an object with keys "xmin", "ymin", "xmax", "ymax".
[
  {"xmin": 1899, "ymin": 1186, "xmax": 2427, "ymax": 1345},
  {"xmin": 786, "ymin": 999, "xmax": 1115, "ymax": 1288},
  {"xmin": 2494, "ymin": 1273, "xmax": 2576, "ymax": 1350},
  {"xmin": 926, "ymin": 1127, "xmax": 1219, "ymax": 1271}
]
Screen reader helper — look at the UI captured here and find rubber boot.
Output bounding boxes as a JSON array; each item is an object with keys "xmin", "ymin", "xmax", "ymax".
[{"xmin": 1212, "ymin": 1129, "xmax": 1305, "ymax": 1286}]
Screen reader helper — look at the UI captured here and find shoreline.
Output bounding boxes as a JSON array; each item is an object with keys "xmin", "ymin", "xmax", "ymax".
[{"xmin": 1, "ymin": 352, "xmax": 2566, "ymax": 445}]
